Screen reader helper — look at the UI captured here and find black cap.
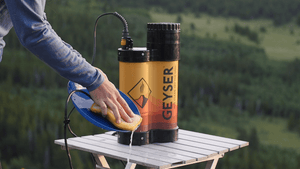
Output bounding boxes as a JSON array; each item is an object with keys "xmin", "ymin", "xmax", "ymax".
[{"xmin": 118, "ymin": 47, "xmax": 150, "ymax": 62}]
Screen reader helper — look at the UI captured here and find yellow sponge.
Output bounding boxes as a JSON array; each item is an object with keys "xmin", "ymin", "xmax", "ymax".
[{"xmin": 90, "ymin": 103, "xmax": 142, "ymax": 131}]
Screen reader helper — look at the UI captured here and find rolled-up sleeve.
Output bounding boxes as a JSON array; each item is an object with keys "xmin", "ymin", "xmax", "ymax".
[{"xmin": 4, "ymin": 0, "xmax": 104, "ymax": 91}]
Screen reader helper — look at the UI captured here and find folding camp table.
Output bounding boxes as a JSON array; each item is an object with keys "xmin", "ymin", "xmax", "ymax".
[{"xmin": 55, "ymin": 129, "xmax": 248, "ymax": 169}]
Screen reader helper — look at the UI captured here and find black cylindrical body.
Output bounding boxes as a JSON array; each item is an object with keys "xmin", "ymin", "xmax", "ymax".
[{"xmin": 147, "ymin": 23, "xmax": 180, "ymax": 61}]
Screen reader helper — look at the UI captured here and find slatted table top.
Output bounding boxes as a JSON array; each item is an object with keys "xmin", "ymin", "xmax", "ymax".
[{"xmin": 54, "ymin": 129, "xmax": 249, "ymax": 169}]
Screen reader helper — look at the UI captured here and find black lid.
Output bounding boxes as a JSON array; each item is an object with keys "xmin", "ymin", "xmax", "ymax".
[
  {"xmin": 147, "ymin": 22, "xmax": 180, "ymax": 31},
  {"xmin": 147, "ymin": 23, "xmax": 180, "ymax": 61},
  {"xmin": 118, "ymin": 47, "xmax": 150, "ymax": 62}
]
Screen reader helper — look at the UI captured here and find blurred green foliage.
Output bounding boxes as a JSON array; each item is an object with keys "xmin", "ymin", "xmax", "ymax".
[
  {"xmin": 0, "ymin": 0, "xmax": 300, "ymax": 168},
  {"xmin": 234, "ymin": 23, "xmax": 260, "ymax": 44},
  {"xmin": 116, "ymin": 0, "xmax": 300, "ymax": 26}
]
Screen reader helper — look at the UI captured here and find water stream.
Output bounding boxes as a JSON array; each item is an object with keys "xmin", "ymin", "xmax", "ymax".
[{"xmin": 127, "ymin": 129, "xmax": 136, "ymax": 164}]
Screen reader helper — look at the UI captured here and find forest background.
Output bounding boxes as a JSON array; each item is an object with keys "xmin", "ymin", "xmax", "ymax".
[{"xmin": 1, "ymin": 0, "xmax": 300, "ymax": 168}]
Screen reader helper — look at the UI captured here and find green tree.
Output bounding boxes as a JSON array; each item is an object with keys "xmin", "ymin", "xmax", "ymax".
[
  {"xmin": 207, "ymin": 18, "xmax": 211, "ymax": 24},
  {"xmin": 237, "ymin": 127, "xmax": 248, "ymax": 141},
  {"xmin": 176, "ymin": 15, "xmax": 182, "ymax": 23},
  {"xmin": 225, "ymin": 25, "xmax": 229, "ymax": 32},
  {"xmin": 206, "ymin": 32, "xmax": 210, "ymax": 38},
  {"xmin": 249, "ymin": 128, "xmax": 259, "ymax": 151},
  {"xmin": 190, "ymin": 22, "xmax": 195, "ymax": 31},
  {"xmin": 297, "ymin": 15, "xmax": 300, "ymax": 26},
  {"xmin": 287, "ymin": 113, "xmax": 297, "ymax": 131},
  {"xmin": 298, "ymin": 154, "xmax": 300, "ymax": 168},
  {"xmin": 260, "ymin": 26, "xmax": 267, "ymax": 33}
]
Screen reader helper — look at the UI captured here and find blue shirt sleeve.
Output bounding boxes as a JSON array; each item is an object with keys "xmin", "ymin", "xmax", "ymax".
[{"xmin": 4, "ymin": 0, "xmax": 104, "ymax": 91}]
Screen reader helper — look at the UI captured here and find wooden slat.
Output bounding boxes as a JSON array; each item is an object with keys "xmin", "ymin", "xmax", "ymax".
[
  {"xmin": 95, "ymin": 133, "xmax": 118, "ymax": 140},
  {"xmin": 87, "ymin": 135, "xmax": 193, "ymax": 163},
  {"xmin": 100, "ymin": 133, "xmax": 227, "ymax": 154},
  {"xmin": 154, "ymin": 142, "xmax": 218, "ymax": 158},
  {"xmin": 55, "ymin": 139, "xmax": 169, "ymax": 169},
  {"xmin": 178, "ymin": 135, "xmax": 239, "ymax": 151},
  {"xmin": 164, "ymin": 153, "xmax": 224, "ymax": 169},
  {"xmin": 125, "ymin": 162, "xmax": 136, "ymax": 169},
  {"xmin": 179, "ymin": 129, "xmax": 249, "ymax": 148},
  {"xmin": 142, "ymin": 144, "xmax": 205, "ymax": 162},
  {"xmin": 176, "ymin": 139, "xmax": 228, "ymax": 154},
  {"xmin": 95, "ymin": 164, "xmax": 110, "ymax": 169},
  {"xmin": 93, "ymin": 154, "xmax": 110, "ymax": 168},
  {"xmin": 96, "ymin": 134, "xmax": 207, "ymax": 162},
  {"xmin": 74, "ymin": 136, "xmax": 185, "ymax": 165},
  {"xmin": 104, "ymin": 130, "xmax": 247, "ymax": 149},
  {"xmin": 97, "ymin": 133, "xmax": 219, "ymax": 156},
  {"xmin": 205, "ymin": 158, "xmax": 219, "ymax": 169}
]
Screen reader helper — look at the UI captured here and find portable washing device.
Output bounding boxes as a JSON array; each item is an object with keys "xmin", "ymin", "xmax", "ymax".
[
  {"xmin": 63, "ymin": 12, "xmax": 180, "ymax": 168},
  {"xmin": 118, "ymin": 22, "xmax": 180, "ymax": 145}
]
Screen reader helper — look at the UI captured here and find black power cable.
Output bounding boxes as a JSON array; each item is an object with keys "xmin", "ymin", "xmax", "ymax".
[
  {"xmin": 64, "ymin": 90, "xmax": 98, "ymax": 169},
  {"xmin": 63, "ymin": 12, "xmax": 131, "ymax": 169},
  {"xmin": 91, "ymin": 12, "xmax": 130, "ymax": 65},
  {"xmin": 64, "ymin": 90, "xmax": 91, "ymax": 169}
]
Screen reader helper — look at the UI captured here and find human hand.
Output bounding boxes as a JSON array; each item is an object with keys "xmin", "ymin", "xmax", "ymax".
[{"xmin": 89, "ymin": 68, "xmax": 135, "ymax": 124}]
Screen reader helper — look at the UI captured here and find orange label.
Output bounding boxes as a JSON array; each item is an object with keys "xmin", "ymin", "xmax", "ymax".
[
  {"xmin": 148, "ymin": 61, "xmax": 178, "ymax": 130},
  {"xmin": 119, "ymin": 62, "xmax": 150, "ymax": 132},
  {"xmin": 119, "ymin": 61, "xmax": 178, "ymax": 131}
]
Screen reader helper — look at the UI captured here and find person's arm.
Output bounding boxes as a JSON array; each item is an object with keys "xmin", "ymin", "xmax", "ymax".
[
  {"xmin": 5, "ymin": 0, "xmax": 134, "ymax": 123},
  {"xmin": 5, "ymin": 0, "xmax": 103, "ymax": 91}
]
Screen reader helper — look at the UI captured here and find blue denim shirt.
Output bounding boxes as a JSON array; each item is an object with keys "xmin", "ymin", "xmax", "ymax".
[{"xmin": 0, "ymin": 0, "xmax": 104, "ymax": 91}]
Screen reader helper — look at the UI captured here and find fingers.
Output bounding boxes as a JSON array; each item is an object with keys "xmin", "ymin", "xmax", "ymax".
[
  {"xmin": 106, "ymin": 97, "xmax": 133, "ymax": 124},
  {"xmin": 105, "ymin": 100, "xmax": 122, "ymax": 124},
  {"xmin": 95, "ymin": 97, "xmax": 134, "ymax": 124},
  {"xmin": 89, "ymin": 73, "xmax": 135, "ymax": 124},
  {"xmin": 115, "ymin": 100, "xmax": 133, "ymax": 123},
  {"xmin": 117, "ymin": 96, "xmax": 135, "ymax": 118},
  {"xmin": 97, "ymin": 101, "xmax": 107, "ymax": 117}
]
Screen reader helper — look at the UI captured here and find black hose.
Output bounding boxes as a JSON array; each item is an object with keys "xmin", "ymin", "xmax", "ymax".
[
  {"xmin": 64, "ymin": 90, "xmax": 91, "ymax": 169},
  {"xmin": 91, "ymin": 12, "xmax": 129, "ymax": 65}
]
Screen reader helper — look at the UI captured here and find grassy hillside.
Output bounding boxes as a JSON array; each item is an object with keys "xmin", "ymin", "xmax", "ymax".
[
  {"xmin": 150, "ymin": 11, "xmax": 300, "ymax": 60},
  {"xmin": 249, "ymin": 117, "xmax": 300, "ymax": 152},
  {"xmin": 117, "ymin": 0, "xmax": 300, "ymax": 26}
]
